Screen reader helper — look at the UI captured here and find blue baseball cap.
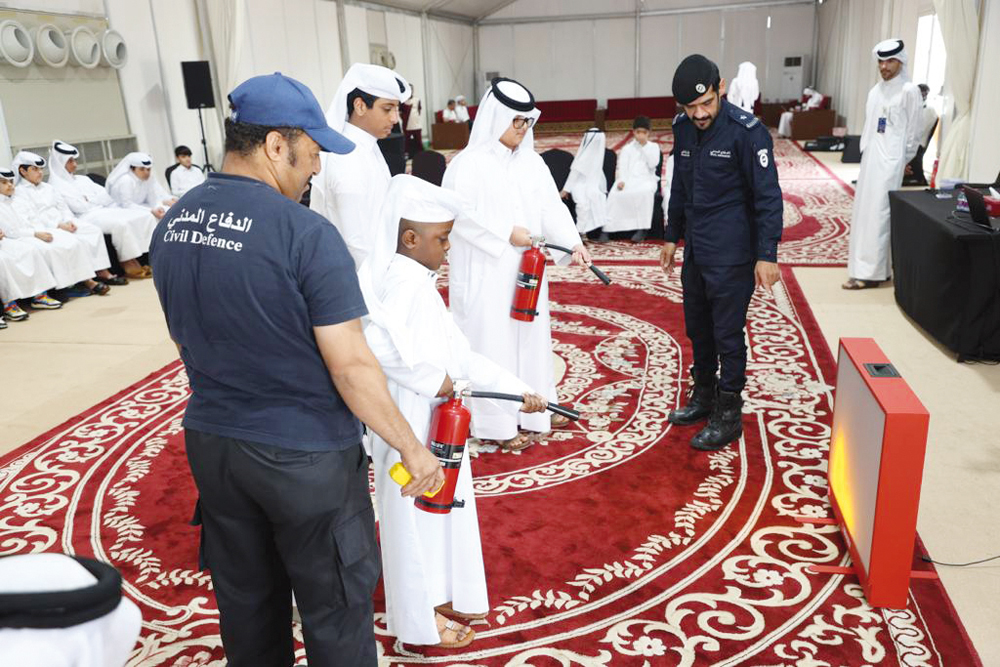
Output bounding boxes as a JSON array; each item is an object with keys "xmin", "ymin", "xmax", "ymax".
[{"xmin": 228, "ymin": 72, "xmax": 355, "ymax": 155}]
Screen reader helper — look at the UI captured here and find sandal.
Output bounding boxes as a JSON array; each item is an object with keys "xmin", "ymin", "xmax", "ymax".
[
  {"xmin": 435, "ymin": 601, "xmax": 488, "ymax": 622},
  {"xmin": 841, "ymin": 278, "xmax": 880, "ymax": 290},
  {"xmin": 435, "ymin": 613, "xmax": 475, "ymax": 648},
  {"xmin": 89, "ymin": 282, "xmax": 111, "ymax": 296},
  {"xmin": 498, "ymin": 432, "xmax": 533, "ymax": 452},
  {"xmin": 550, "ymin": 414, "xmax": 571, "ymax": 428}
]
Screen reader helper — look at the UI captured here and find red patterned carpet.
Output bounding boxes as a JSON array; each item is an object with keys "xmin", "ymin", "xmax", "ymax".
[{"xmin": 0, "ymin": 265, "xmax": 980, "ymax": 665}]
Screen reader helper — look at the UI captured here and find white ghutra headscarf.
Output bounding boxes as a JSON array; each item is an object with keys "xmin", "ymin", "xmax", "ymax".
[
  {"xmin": 569, "ymin": 128, "xmax": 607, "ymax": 194},
  {"xmin": 325, "ymin": 63, "xmax": 412, "ymax": 134},
  {"xmin": 10, "ymin": 151, "xmax": 46, "ymax": 185},
  {"xmin": 466, "ymin": 77, "xmax": 541, "ymax": 155},
  {"xmin": 47, "ymin": 141, "xmax": 79, "ymax": 187}
]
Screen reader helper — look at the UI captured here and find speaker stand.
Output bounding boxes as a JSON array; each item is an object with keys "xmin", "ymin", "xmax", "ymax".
[{"xmin": 197, "ymin": 107, "xmax": 216, "ymax": 172}]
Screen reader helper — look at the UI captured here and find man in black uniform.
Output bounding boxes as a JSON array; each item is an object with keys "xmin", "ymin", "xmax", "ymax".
[{"xmin": 661, "ymin": 54, "xmax": 783, "ymax": 451}]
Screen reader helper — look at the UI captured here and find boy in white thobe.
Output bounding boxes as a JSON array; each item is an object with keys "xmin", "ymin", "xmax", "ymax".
[
  {"xmin": 311, "ymin": 62, "xmax": 411, "ymax": 267},
  {"xmin": 0, "ymin": 168, "xmax": 106, "ymax": 297},
  {"xmin": 106, "ymin": 152, "xmax": 176, "ymax": 220},
  {"xmin": 12, "ymin": 151, "xmax": 117, "ymax": 284},
  {"xmin": 48, "ymin": 141, "xmax": 157, "ymax": 279},
  {"xmin": 728, "ymin": 61, "xmax": 760, "ymax": 115},
  {"xmin": 560, "ymin": 128, "xmax": 608, "ymax": 236},
  {"xmin": 0, "ymin": 226, "xmax": 61, "ymax": 323},
  {"xmin": 455, "ymin": 95, "xmax": 471, "ymax": 124},
  {"xmin": 443, "ymin": 77, "xmax": 591, "ymax": 451},
  {"xmin": 166, "ymin": 145, "xmax": 206, "ymax": 197},
  {"xmin": 844, "ymin": 39, "xmax": 922, "ymax": 289},
  {"xmin": 360, "ymin": 175, "xmax": 546, "ymax": 647},
  {"xmin": 604, "ymin": 116, "xmax": 661, "ymax": 242}
]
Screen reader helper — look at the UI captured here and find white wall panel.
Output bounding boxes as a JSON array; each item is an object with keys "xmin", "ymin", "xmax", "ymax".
[
  {"xmin": 478, "ymin": 23, "xmax": 515, "ymax": 82},
  {"xmin": 968, "ymin": 0, "xmax": 999, "ymax": 182},
  {"xmin": 594, "ymin": 18, "xmax": 636, "ymax": 101},
  {"xmin": 720, "ymin": 8, "xmax": 769, "ymax": 94},
  {"xmin": 386, "ymin": 12, "xmax": 426, "ymax": 130},
  {"xmin": 1, "ymin": 0, "xmax": 104, "ymax": 15},
  {"xmin": 313, "ymin": 0, "xmax": 344, "ymax": 105},
  {"xmin": 427, "ymin": 19, "xmax": 474, "ymax": 115},
  {"xmin": 489, "ymin": 0, "xmax": 634, "ymax": 20},
  {"xmin": 639, "ymin": 15, "xmax": 680, "ymax": 97},
  {"xmin": 344, "ymin": 3, "xmax": 370, "ymax": 68},
  {"xmin": 106, "ymin": 0, "xmax": 174, "ymax": 170}
]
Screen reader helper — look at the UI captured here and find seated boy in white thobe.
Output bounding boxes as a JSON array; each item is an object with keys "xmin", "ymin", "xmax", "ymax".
[{"xmin": 360, "ymin": 174, "xmax": 547, "ymax": 649}]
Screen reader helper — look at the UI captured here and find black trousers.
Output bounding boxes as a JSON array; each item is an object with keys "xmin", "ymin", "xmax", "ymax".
[
  {"xmin": 404, "ymin": 130, "xmax": 423, "ymax": 158},
  {"xmin": 681, "ymin": 261, "xmax": 756, "ymax": 392},
  {"xmin": 903, "ymin": 145, "xmax": 928, "ymax": 185},
  {"xmin": 185, "ymin": 430, "xmax": 379, "ymax": 667}
]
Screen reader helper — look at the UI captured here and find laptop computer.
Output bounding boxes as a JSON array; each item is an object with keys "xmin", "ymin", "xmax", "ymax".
[{"xmin": 962, "ymin": 186, "xmax": 1000, "ymax": 231}]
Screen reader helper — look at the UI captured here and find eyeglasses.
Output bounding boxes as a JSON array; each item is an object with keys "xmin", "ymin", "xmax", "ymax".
[{"xmin": 512, "ymin": 116, "xmax": 536, "ymax": 129}]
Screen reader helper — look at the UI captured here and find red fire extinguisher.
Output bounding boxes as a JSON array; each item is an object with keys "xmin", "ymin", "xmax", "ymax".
[
  {"xmin": 390, "ymin": 395, "xmax": 472, "ymax": 514},
  {"xmin": 390, "ymin": 389, "xmax": 580, "ymax": 514},
  {"xmin": 511, "ymin": 238, "xmax": 546, "ymax": 322}
]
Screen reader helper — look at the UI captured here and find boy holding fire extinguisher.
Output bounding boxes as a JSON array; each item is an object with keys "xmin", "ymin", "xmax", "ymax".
[{"xmin": 357, "ymin": 174, "xmax": 548, "ymax": 648}]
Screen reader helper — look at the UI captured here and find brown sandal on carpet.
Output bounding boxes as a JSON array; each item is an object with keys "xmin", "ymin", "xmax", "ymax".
[
  {"xmin": 435, "ymin": 613, "xmax": 475, "ymax": 648},
  {"xmin": 435, "ymin": 601, "xmax": 488, "ymax": 622},
  {"xmin": 498, "ymin": 432, "xmax": 533, "ymax": 452},
  {"xmin": 550, "ymin": 414, "xmax": 571, "ymax": 428},
  {"xmin": 841, "ymin": 278, "xmax": 880, "ymax": 290}
]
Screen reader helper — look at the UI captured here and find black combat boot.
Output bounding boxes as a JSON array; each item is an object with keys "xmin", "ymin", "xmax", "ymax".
[
  {"xmin": 668, "ymin": 367, "xmax": 717, "ymax": 425},
  {"xmin": 690, "ymin": 389, "xmax": 744, "ymax": 451}
]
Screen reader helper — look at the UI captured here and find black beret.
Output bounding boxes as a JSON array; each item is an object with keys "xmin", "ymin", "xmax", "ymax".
[{"xmin": 672, "ymin": 54, "xmax": 720, "ymax": 105}]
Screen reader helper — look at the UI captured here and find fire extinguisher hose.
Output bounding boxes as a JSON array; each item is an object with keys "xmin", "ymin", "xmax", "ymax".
[
  {"xmin": 539, "ymin": 243, "xmax": 612, "ymax": 285},
  {"xmin": 467, "ymin": 391, "xmax": 581, "ymax": 421}
]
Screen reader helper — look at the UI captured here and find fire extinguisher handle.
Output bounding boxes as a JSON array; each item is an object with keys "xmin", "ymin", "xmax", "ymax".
[
  {"xmin": 467, "ymin": 391, "xmax": 581, "ymax": 421},
  {"xmin": 540, "ymin": 242, "xmax": 612, "ymax": 285},
  {"xmin": 588, "ymin": 264, "xmax": 612, "ymax": 285}
]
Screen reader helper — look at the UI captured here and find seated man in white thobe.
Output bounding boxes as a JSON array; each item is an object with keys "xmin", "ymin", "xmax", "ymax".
[
  {"xmin": 48, "ymin": 141, "xmax": 157, "ymax": 280},
  {"xmin": 11, "ymin": 151, "xmax": 120, "ymax": 287},
  {"xmin": 106, "ymin": 152, "xmax": 177, "ymax": 220},
  {"xmin": 360, "ymin": 174, "xmax": 547, "ymax": 649},
  {"xmin": 455, "ymin": 95, "xmax": 471, "ymax": 126},
  {"xmin": 0, "ymin": 167, "xmax": 109, "ymax": 297},
  {"xmin": 603, "ymin": 116, "xmax": 661, "ymax": 242},
  {"xmin": 165, "ymin": 145, "xmax": 206, "ymax": 197},
  {"xmin": 0, "ymin": 223, "xmax": 61, "ymax": 324},
  {"xmin": 778, "ymin": 87, "xmax": 823, "ymax": 137},
  {"xmin": 311, "ymin": 62, "xmax": 411, "ymax": 267},
  {"xmin": 442, "ymin": 100, "xmax": 459, "ymax": 123},
  {"xmin": 560, "ymin": 128, "xmax": 608, "ymax": 236},
  {"xmin": 443, "ymin": 77, "xmax": 592, "ymax": 451}
]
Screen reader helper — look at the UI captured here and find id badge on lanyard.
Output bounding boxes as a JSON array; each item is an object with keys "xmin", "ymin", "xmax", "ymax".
[{"xmin": 877, "ymin": 106, "xmax": 888, "ymax": 134}]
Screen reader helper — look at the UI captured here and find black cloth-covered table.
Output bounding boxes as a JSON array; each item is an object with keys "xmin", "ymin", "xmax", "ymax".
[{"xmin": 890, "ymin": 190, "xmax": 1000, "ymax": 361}]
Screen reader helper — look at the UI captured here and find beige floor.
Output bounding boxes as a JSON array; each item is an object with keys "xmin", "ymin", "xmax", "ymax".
[{"xmin": 1, "ymin": 156, "xmax": 997, "ymax": 661}]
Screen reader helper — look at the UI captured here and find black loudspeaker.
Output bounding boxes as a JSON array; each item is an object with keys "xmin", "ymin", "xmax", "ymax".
[
  {"xmin": 181, "ymin": 61, "xmax": 215, "ymax": 109},
  {"xmin": 841, "ymin": 135, "xmax": 862, "ymax": 163}
]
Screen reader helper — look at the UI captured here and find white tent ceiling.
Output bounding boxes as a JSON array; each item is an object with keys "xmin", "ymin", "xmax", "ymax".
[{"xmin": 356, "ymin": 0, "xmax": 814, "ymax": 24}]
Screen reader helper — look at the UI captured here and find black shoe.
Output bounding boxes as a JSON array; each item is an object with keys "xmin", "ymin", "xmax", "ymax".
[
  {"xmin": 668, "ymin": 366, "xmax": 717, "ymax": 425},
  {"xmin": 97, "ymin": 275, "xmax": 129, "ymax": 286},
  {"xmin": 691, "ymin": 389, "xmax": 744, "ymax": 451},
  {"xmin": 630, "ymin": 230, "xmax": 646, "ymax": 242}
]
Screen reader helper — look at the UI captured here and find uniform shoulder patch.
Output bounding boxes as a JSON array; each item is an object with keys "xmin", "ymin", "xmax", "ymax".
[
  {"xmin": 726, "ymin": 103, "xmax": 760, "ymax": 129},
  {"xmin": 673, "ymin": 112, "xmax": 688, "ymax": 125}
]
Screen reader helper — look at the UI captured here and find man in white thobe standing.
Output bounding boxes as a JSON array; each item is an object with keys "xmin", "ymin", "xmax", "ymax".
[
  {"xmin": 727, "ymin": 62, "xmax": 760, "ymax": 115},
  {"xmin": 48, "ymin": 141, "xmax": 157, "ymax": 280},
  {"xmin": 12, "ymin": 151, "xmax": 120, "ymax": 286},
  {"xmin": 560, "ymin": 128, "xmax": 608, "ymax": 236},
  {"xmin": 902, "ymin": 84, "xmax": 938, "ymax": 186},
  {"xmin": 310, "ymin": 62, "xmax": 411, "ymax": 267},
  {"xmin": 106, "ymin": 152, "xmax": 177, "ymax": 220},
  {"xmin": 360, "ymin": 174, "xmax": 546, "ymax": 647},
  {"xmin": 603, "ymin": 116, "xmax": 661, "ymax": 242},
  {"xmin": 844, "ymin": 38, "xmax": 923, "ymax": 290},
  {"xmin": 443, "ymin": 77, "xmax": 592, "ymax": 451}
]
